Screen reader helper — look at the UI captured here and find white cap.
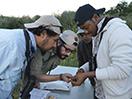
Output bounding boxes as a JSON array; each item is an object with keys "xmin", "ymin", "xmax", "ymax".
[
  {"xmin": 60, "ymin": 30, "xmax": 79, "ymax": 50},
  {"xmin": 24, "ymin": 15, "xmax": 62, "ymax": 34},
  {"xmin": 76, "ymin": 27, "xmax": 85, "ymax": 34}
]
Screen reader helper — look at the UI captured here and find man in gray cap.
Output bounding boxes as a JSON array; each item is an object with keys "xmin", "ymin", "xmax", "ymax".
[
  {"xmin": 0, "ymin": 15, "xmax": 62, "ymax": 99},
  {"xmin": 27, "ymin": 30, "xmax": 79, "ymax": 86},
  {"xmin": 76, "ymin": 27, "xmax": 92, "ymax": 67},
  {"xmin": 72, "ymin": 4, "xmax": 132, "ymax": 99}
]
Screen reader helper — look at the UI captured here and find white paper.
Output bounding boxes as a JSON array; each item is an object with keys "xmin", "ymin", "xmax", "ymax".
[
  {"xmin": 30, "ymin": 88, "xmax": 51, "ymax": 99},
  {"xmin": 40, "ymin": 81, "xmax": 72, "ymax": 91}
]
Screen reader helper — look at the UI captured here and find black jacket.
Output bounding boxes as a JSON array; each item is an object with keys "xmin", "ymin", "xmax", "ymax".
[{"xmin": 77, "ymin": 40, "xmax": 92, "ymax": 67}]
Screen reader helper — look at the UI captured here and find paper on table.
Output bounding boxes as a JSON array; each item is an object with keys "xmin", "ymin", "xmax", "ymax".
[
  {"xmin": 40, "ymin": 81, "xmax": 72, "ymax": 91},
  {"xmin": 30, "ymin": 88, "xmax": 51, "ymax": 99}
]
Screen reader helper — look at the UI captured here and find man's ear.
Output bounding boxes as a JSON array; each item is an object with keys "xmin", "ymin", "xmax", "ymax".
[
  {"xmin": 40, "ymin": 30, "xmax": 48, "ymax": 40},
  {"xmin": 91, "ymin": 14, "xmax": 99, "ymax": 24}
]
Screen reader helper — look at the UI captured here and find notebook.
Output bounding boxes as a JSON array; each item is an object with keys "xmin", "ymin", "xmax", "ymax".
[{"xmin": 40, "ymin": 81, "xmax": 72, "ymax": 91}]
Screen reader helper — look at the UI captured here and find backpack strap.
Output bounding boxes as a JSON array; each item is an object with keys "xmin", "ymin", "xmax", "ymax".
[
  {"xmin": 20, "ymin": 29, "xmax": 36, "ymax": 99},
  {"xmin": 23, "ymin": 29, "xmax": 32, "ymax": 79},
  {"xmin": 98, "ymin": 17, "xmax": 114, "ymax": 44}
]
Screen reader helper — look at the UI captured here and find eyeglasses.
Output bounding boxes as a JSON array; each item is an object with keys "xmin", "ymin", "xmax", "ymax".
[{"xmin": 63, "ymin": 44, "xmax": 73, "ymax": 53}]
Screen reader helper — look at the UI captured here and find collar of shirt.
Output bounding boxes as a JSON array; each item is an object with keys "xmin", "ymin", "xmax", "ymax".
[{"xmin": 97, "ymin": 17, "xmax": 106, "ymax": 34}]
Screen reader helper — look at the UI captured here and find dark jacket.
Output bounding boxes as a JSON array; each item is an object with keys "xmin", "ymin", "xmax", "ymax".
[{"xmin": 77, "ymin": 40, "xmax": 92, "ymax": 67}]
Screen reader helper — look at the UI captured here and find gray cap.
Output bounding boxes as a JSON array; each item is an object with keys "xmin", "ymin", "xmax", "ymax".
[
  {"xmin": 60, "ymin": 30, "xmax": 79, "ymax": 50},
  {"xmin": 24, "ymin": 15, "xmax": 62, "ymax": 34}
]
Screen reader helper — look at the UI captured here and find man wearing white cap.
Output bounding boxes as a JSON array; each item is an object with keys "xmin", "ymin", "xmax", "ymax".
[
  {"xmin": 76, "ymin": 27, "xmax": 92, "ymax": 67},
  {"xmin": 26, "ymin": 30, "xmax": 79, "ymax": 87},
  {"xmin": 0, "ymin": 15, "xmax": 62, "ymax": 99}
]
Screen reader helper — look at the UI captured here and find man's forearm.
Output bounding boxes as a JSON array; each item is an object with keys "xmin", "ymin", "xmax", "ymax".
[{"xmin": 37, "ymin": 74, "xmax": 61, "ymax": 82}]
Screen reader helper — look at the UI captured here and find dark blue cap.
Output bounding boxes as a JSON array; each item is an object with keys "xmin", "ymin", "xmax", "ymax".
[{"xmin": 75, "ymin": 4, "xmax": 105, "ymax": 26}]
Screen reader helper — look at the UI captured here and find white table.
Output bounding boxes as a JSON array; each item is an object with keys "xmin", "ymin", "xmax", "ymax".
[{"xmin": 47, "ymin": 66, "xmax": 94, "ymax": 99}]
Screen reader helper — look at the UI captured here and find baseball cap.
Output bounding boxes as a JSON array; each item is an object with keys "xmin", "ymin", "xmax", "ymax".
[
  {"xmin": 75, "ymin": 4, "xmax": 105, "ymax": 26},
  {"xmin": 24, "ymin": 15, "xmax": 62, "ymax": 34},
  {"xmin": 60, "ymin": 30, "xmax": 79, "ymax": 50}
]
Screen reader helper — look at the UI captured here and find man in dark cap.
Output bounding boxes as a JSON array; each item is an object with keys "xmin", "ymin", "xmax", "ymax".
[{"xmin": 71, "ymin": 4, "xmax": 132, "ymax": 99}]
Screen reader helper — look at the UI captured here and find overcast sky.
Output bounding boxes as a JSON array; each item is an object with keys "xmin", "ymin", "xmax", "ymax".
[{"xmin": 0, "ymin": 0, "xmax": 131, "ymax": 17}]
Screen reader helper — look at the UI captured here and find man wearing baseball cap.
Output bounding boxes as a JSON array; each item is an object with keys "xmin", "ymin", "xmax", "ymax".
[
  {"xmin": 76, "ymin": 27, "xmax": 92, "ymax": 67},
  {"xmin": 72, "ymin": 4, "xmax": 132, "ymax": 99},
  {"xmin": 24, "ymin": 30, "xmax": 79, "ymax": 89},
  {"xmin": 0, "ymin": 15, "xmax": 62, "ymax": 99}
]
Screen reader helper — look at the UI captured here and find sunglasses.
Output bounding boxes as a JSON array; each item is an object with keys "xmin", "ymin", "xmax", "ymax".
[{"xmin": 63, "ymin": 44, "xmax": 73, "ymax": 53}]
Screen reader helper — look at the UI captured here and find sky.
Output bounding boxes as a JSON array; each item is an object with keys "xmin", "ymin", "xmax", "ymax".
[{"xmin": 0, "ymin": 0, "xmax": 131, "ymax": 17}]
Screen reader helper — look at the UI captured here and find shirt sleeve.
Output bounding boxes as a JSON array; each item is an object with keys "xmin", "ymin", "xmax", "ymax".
[{"xmin": 80, "ymin": 62, "xmax": 89, "ymax": 72}]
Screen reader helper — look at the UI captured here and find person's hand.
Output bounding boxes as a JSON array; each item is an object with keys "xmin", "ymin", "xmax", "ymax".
[
  {"xmin": 34, "ymin": 80, "xmax": 40, "ymax": 88},
  {"xmin": 60, "ymin": 73, "xmax": 73, "ymax": 83},
  {"xmin": 76, "ymin": 68, "xmax": 85, "ymax": 75},
  {"xmin": 71, "ymin": 71, "xmax": 96, "ymax": 86},
  {"xmin": 71, "ymin": 72, "xmax": 87, "ymax": 86}
]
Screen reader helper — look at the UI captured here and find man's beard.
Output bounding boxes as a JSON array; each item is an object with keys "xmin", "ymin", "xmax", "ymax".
[
  {"xmin": 56, "ymin": 45, "xmax": 68, "ymax": 60},
  {"xmin": 37, "ymin": 39, "xmax": 49, "ymax": 54}
]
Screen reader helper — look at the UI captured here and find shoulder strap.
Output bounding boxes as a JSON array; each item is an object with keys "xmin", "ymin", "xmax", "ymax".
[
  {"xmin": 23, "ymin": 29, "xmax": 32, "ymax": 79},
  {"xmin": 99, "ymin": 17, "xmax": 114, "ymax": 44},
  {"xmin": 99, "ymin": 17, "xmax": 114, "ymax": 33},
  {"xmin": 24, "ymin": 29, "xmax": 31, "ymax": 60},
  {"xmin": 20, "ymin": 29, "xmax": 37, "ymax": 99}
]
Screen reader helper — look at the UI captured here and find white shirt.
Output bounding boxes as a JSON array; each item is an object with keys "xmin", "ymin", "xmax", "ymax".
[
  {"xmin": 0, "ymin": 29, "xmax": 36, "ymax": 98},
  {"xmin": 81, "ymin": 18, "xmax": 132, "ymax": 99}
]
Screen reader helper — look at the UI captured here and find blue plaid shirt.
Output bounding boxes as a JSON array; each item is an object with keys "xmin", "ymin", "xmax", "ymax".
[{"xmin": 0, "ymin": 29, "xmax": 36, "ymax": 98}]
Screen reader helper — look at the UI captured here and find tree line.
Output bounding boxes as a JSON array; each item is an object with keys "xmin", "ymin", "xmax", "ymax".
[
  {"xmin": 0, "ymin": 1, "xmax": 131, "ymax": 66},
  {"xmin": 0, "ymin": 1, "xmax": 131, "ymax": 30}
]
